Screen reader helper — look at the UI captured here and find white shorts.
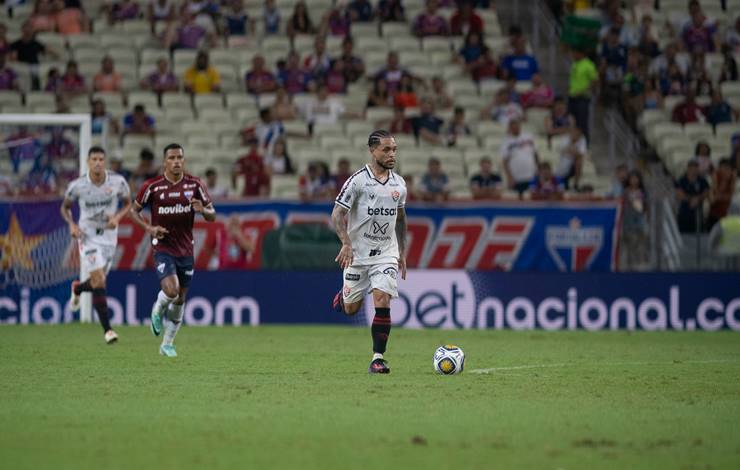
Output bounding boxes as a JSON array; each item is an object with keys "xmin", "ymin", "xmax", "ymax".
[
  {"xmin": 79, "ymin": 241, "xmax": 115, "ymax": 275},
  {"xmin": 342, "ymin": 263, "xmax": 399, "ymax": 304}
]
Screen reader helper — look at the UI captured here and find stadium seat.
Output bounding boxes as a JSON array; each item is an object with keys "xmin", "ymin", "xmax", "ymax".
[
  {"xmin": 683, "ymin": 123, "xmax": 713, "ymax": 143},
  {"xmin": 193, "ymin": 94, "xmax": 224, "ymax": 110},
  {"xmin": 381, "ymin": 22, "xmax": 412, "ymax": 38},
  {"xmin": 356, "ymin": 36, "xmax": 388, "ymax": 55},
  {"xmin": 422, "ymin": 37, "xmax": 452, "ymax": 53},
  {"xmin": 127, "ymin": 91, "xmax": 159, "ymax": 110},
  {"xmin": 714, "ymin": 122, "xmax": 740, "ymax": 141},
  {"xmin": 0, "ymin": 91, "xmax": 22, "ymax": 107},
  {"xmin": 350, "ymin": 22, "xmax": 379, "ymax": 39},
  {"xmin": 271, "ymin": 175, "xmax": 300, "ymax": 199},
  {"xmin": 637, "ymin": 109, "xmax": 668, "ymax": 132}
]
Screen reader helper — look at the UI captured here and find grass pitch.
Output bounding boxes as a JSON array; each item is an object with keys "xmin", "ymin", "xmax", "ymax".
[{"xmin": 1, "ymin": 325, "xmax": 739, "ymax": 470}]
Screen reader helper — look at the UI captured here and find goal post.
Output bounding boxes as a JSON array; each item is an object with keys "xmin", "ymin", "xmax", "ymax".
[{"xmin": 0, "ymin": 113, "xmax": 94, "ymax": 322}]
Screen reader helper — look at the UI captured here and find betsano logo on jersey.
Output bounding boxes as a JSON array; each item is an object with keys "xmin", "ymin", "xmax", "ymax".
[
  {"xmin": 158, "ymin": 204, "xmax": 191, "ymax": 215},
  {"xmin": 367, "ymin": 207, "xmax": 396, "ymax": 216}
]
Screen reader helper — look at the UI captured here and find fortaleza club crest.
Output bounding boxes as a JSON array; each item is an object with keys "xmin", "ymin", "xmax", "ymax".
[
  {"xmin": 184, "ymin": 190, "xmax": 194, "ymax": 199},
  {"xmin": 545, "ymin": 217, "xmax": 603, "ymax": 272},
  {"xmin": 391, "ymin": 190, "xmax": 400, "ymax": 202}
]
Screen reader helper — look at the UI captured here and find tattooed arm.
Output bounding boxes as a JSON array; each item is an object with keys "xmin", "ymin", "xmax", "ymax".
[
  {"xmin": 332, "ymin": 204, "xmax": 353, "ymax": 269},
  {"xmin": 396, "ymin": 207, "xmax": 407, "ymax": 280}
]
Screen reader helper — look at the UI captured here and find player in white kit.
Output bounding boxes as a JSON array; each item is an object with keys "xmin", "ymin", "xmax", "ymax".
[
  {"xmin": 61, "ymin": 146, "xmax": 131, "ymax": 343},
  {"xmin": 332, "ymin": 130, "xmax": 408, "ymax": 374}
]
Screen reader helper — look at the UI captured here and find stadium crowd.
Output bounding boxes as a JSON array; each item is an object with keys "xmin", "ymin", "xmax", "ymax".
[{"xmin": 1, "ymin": 0, "xmax": 612, "ymax": 205}]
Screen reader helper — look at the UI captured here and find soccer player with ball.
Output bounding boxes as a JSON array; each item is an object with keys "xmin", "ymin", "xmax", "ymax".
[
  {"xmin": 332, "ymin": 130, "xmax": 408, "ymax": 374},
  {"xmin": 129, "ymin": 143, "xmax": 216, "ymax": 357},
  {"xmin": 62, "ymin": 146, "xmax": 132, "ymax": 344}
]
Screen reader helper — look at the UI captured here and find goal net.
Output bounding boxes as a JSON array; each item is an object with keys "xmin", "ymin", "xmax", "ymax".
[{"xmin": 0, "ymin": 114, "xmax": 93, "ymax": 321}]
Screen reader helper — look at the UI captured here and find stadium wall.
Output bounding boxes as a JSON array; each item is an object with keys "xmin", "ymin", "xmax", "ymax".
[{"xmin": 2, "ymin": 271, "xmax": 740, "ymax": 331}]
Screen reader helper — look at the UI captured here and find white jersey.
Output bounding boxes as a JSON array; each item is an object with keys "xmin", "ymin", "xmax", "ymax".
[
  {"xmin": 335, "ymin": 165, "xmax": 407, "ymax": 266},
  {"xmin": 64, "ymin": 171, "xmax": 130, "ymax": 246}
]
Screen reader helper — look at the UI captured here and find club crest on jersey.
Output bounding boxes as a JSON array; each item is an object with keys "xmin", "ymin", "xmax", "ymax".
[
  {"xmin": 184, "ymin": 190, "xmax": 194, "ymax": 199},
  {"xmin": 391, "ymin": 190, "xmax": 400, "ymax": 201},
  {"xmin": 157, "ymin": 263, "xmax": 165, "ymax": 273},
  {"xmin": 343, "ymin": 286, "xmax": 352, "ymax": 296},
  {"xmin": 160, "ymin": 193, "xmax": 165, "ymax": 200},
  {"xmin": 105, "ymin": 187, "xmax": 113, "ymax": 194},
  {"xmin": 545, "ymin": 217, "xmax": 603, "ymax": 272},
  {"xmin": 382, "ymin": 267, "xmax": 398, "ymax": 279}
]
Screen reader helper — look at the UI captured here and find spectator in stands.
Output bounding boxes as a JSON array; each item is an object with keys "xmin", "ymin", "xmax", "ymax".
[
  {"xmin": 705, "ymin": 89, "xmax": 737, "ymax": 127},
  {"xmin": 348, "ymin": 0, "xmax": 374, "ymax": 22},
  {"xmin": 130, "ymin": 148, "xmax": 160, "ymax": 189},
  {"xmin": 719, "ymin": 45, "xmax": 738, "ymax": 83},
  {"xmin": 255, "ymin": 107, "xmax": 285, "ymax": 155},
  {"xmin": 299, "ymin": 161, "xmax": 333, "ymax": 201},
  {"xmin": 501, "ymin": 76, "xmax": 520, "ymax": 103},
  {"xmin": 413, "ymin": 0, "xmax": 449, "ymax": 37},
  {"xmin": 216, "ymin": 214, "xmax": 254, "ymax": 269},
  {"xmin": 693, "ymin": 141, "xmax": 714, "ymax": 178},
  {"xmin": 481, "ymin": 88, "xmax": 524, "ymax": 126},
  {"xmin": 55, "ymin": 0, "xmax": 88, "ymax": 35},
  {"xmin": 676, "ymin": 159, "xmax": 710, "ymax": 233},
  {"xmin": 245, "ymin": 54, "xmax": 277, "ymax": 95},
  {"xmin": 0, "ymin": 53, "xmax": 18, "ymax": 91},
  {"xmin": 641, "ymin": 78, "xmax": 663, "ymax": 111},
  {"xmin": 123, "ymin": 104, "xmax": 156, "ymax": 137},
  {"xmin": 708, "ymin": 158, "xmax": 736, "ymax": 229},
  {"xmin": 681, "ymin": 3, "xmax": 719, "ymax": 53},
  {"xmin": 23, "ymin": 153, "xmax": 58, "ymax": 195},
  {"xmin": 649, "ymin": 42, "xmax": 689, "ymax": 79},
  {"xmin": 233, "ymin": 141, "xmax": 270, "ymax": 197},
  {"xmin": 28, "ymin": 0, "xmax": 57, "ymax": 33},
  {"xmin": 529, "ymin": 162, "xmax": 564, "ymax": 200},
  {"xmin": 264, "ymin": 137, "xmax": 294, "ymax": 175},
  {"xmin": 659, "ymin": 62, "xmax": 687, "ymax": 96},
  {"xmin": 500, "ymin": 118, "xmax": 538, "ymax": 194},
  {"xmin": 279, "ymin": 51, "xmax": 311, "ymax": 94},
  {"xmin": 520, "ymin": 73, "xmax": 554, "ymax": 108},
  {"xmin": 321, "ymin": 3, "xmax": 351, "ymax": 37},
  {"xmin": 335, "ymin": 37, "xmax": 365, "ymax": 83},
  {"xmin": 287, "ymin": 0, "xmax": 315, "ymax": 37},
  {"xmin": 60, "ymin": 60, "xmax": 87, "ymax": 95},
  {"xmin": 271, "ymin": 87, "xmax": 298, "ymax": 120},
  {"xmin": 303, "ymin": 36, "xmax": 332, "ymax": 79},
  {"xmin": 374, "ymin": 51, "xmax": 412, "ymax": 94},
  {"xmin": 501, "ymin": 34, "xmax": 539, "ymax": 81},
  {"xmin": 545, "ymin": 97, "xmax": 574, "ymax": 138},
  {"xmin": 472, "ymin": 49, "xmax": 498, "ymax": 82},
  {"xmin": 224, "ymin": 0, "xmax": 254, "ymax": 46},
  {"xmin": 377, "ymin": 0, "xmax": 405, "ymax": 22},
  {"xmin": 420, "ymin": 157, "xmax": 450, "ymax": 202},
  {"xmin": 140, "ymin": 57, "xmax": 178, "ymax": 94},
  {"xmin": 109, "ymin": 153, "xmax": 131, "ymax": 182},
  {"xmin": 411, "ymin": 99, "xmax": 444, "ymax": 146},
  {"xmin": 553, "ymin": 126, "xmax": 586, "ymax": 190},
  {"xmin": 93, "ymin": 56, "xmax": 123, "ymax": 92},
  {"xmin": 262, "ymin": 0, "xmax": 281, "ymax": 35},
  {"xmin": 384, "ymin": 106, "xmax": 413, "ymax": 134},
  {"xmin": 394, "ymin": 74, "xmax": 419, "ymax": 109},
  {"xmin": 568, "ymin": 47, "xmax": 598, "ymax": 141},
  {"xmin": 184, "ymin": 50, "xmax": 220, "ymax": 94},
  {"xmin": 599, "ymin": 27, "xmax": 628, "ymax": 105},
  {"xmin": 44, "ymin": 66, "xmax": 61, "ymax": 92},
  {"xmin": 402, "ymin": 173, "xmax": 418, "ymax": 202},
  {"xmin": 367, "ymin": 77, "xmax": 391, "ymax": 108},
  {"xmin": 622, "ymin": 169, "xmax": 649, "ymax": 269},
  {"xmin": 425, "ymin": 76, "xmax": 453, "ymax": 110},
  {"xmin": 457, "ymin": 30, "xmax": 488, "ymax": 72},
  {"xmin": 0, "ymin": 23, "xmax": 9, "ymax": 56},
  {"xmin": 148, "ymin": 0, "xmax": 176, "ymax": 35},
  {"xmin": 54, "ymin": 93, "xmax": 70, "ymax": 113},
  {"xmin": 446, "ymin": 106, "xmax": 471, "ymax": 142},
  {"xmin": 45, "ymin": 127, "xmax": 75, "ymax": 163},
  {"xmin": 303, "ymin": 84, "xmax": 347, "ymax": 128},
  {"xmin": 450, "ymin": 0, "xmax": 483, "ymax": 36},
  {"xmin": 325, "ymin": 59, "xmax": 347, "ymax": 94},
  {"xmin": 470, "ymin": 157, "xmax": 503, "ymax": 200},
  {"xmin": 107, "ymin": 0, "xmax": 142, "ymax": 24},
  {"xmin": 90, "ymin": 99, "xmax": 120, "ymax": 135},
  {"xmin": 672, "ymin": 89, "xmax": 705, "ymax": 124},
  {"xmin": 605, "ymin": 163, "xmax": 629, "ymax": 198},
  {"xmin": 332, "ymin": 158, "xmax": 352, "ymax": 195},
  {"xmin": 204, "ymin": 167, "xmax": 229, "ymax": 198},
  {"xmin": 10, "ymin": 22, "xmax": 57, "ymax": 89},
  {"xmin": 165, "ymin": 12, "xmax": 212, "ymax": 51},
  {"xmin": 636, "ymin": 14, "xmax": 659, "ymax": 59}
]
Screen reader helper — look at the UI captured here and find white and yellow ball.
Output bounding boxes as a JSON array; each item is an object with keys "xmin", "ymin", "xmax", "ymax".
[{"xmin": 433, "ymin": 345, "xmax": 465, "ymax": 375}]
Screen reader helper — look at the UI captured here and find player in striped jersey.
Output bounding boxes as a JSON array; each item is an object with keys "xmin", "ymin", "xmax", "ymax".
[
  {"xmin": 332, "ymin": 130, "xmax": 408, "ymax": 374},
  {"xmin": 61, "ymin": 146, "xmax": 132, "ymax": 344}
]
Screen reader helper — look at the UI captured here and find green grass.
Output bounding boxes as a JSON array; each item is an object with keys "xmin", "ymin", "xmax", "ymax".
[{"xmin": 1, "ymin": 325, "xmax": 739, "ymax": 470}]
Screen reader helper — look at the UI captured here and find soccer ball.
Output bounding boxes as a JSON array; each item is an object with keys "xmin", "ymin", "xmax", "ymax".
[{"xmin": 433, "ymin": 345, "xmax": 465, "ymax": 375}]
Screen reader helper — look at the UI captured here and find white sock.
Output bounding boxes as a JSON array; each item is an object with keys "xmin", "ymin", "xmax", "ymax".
[
  {"xmin": 162, "ymin": 303, "xmax": 183, "ymax": 347},
  {"xmin": 154, "ymin": 290, "xmax": 175, "ymax": 314},
  {"xmin": 372, "ymin": 353, "xmax": 384, "ymax": 361}
]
